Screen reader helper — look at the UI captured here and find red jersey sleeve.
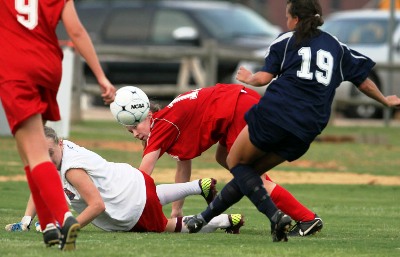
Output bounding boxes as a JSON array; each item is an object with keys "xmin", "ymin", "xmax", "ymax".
[{"xmin": 143, "ymin": 118, "xmax": 180, "ymax": 158}]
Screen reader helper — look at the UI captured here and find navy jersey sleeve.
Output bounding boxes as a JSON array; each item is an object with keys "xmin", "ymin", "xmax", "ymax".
[
  {"xmin": 340, "ymin": 43, "xmax": 375, "ymax": 87},
  {"xmin": 262, "ymin": 32, "xmax": 294, "ymax": 75}
]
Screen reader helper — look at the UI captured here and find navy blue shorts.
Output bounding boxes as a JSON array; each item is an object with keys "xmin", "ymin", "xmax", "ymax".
[{"xmin": 245, "ymin": 107, "xmax": 310, "ymax": 162}]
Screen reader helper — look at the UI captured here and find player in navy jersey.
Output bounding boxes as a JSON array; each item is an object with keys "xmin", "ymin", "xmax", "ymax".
[
  {"xmin": 129, "ymin": 84, "xmax": 321, "ymax": 236},
  {"xmin": 184, "ymin": 0, "xmax": 400, "ymax": 242}
]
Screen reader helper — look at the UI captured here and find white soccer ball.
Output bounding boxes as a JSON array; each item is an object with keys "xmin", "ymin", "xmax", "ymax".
[{"xmin": 110, "ymin": 86, "xmax": 150, "ymax": 126}]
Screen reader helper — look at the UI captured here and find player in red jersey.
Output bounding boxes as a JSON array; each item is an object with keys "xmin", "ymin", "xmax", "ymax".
[
  {"xmin": 126, "ymin": 83, "xmax": 321, "ymax": 235},
  {"xmin": 0, "ymin": 0, "xmax": 115, "ymax": 250}
]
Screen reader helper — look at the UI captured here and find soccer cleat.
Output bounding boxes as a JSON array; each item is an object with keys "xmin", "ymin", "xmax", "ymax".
[
  {"xmin": 199, "ymin": 178, "xmax": 217, "ymax": 205},
  {"xmin": 270, "ymin": 210, "xmax": 292, "ymax": 242},
  {"xmin": 4, "ymin": 222, "xmax": 29, "ymax": 232},
  {"xmin": 59, "ymin": 216, "xmax": 80, "ymax": 251},
  {"xmin": 42, "ymin": 224, "xmax": 60, "ymax": 247},
  {"xmin": 183, "ymin": 214, "xmax": 206, "ymax": 233},
  {"xmin": 36, "ymin": 221, "xmax": 61, "ymax": 232},
  {"xmin": 289, "ymin": 214, "xmax": 323, "ymax": 237},
  {"xmin": 224, "ymin": 214, "xmax": 244, "ymax": 234}
]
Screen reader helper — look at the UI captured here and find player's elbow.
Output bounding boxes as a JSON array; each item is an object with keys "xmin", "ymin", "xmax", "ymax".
[
  {"xmin": 67, "ymin": 26, "xmax": 87, "ymax": 42},
  {"xmin": 93, "ymin": 201, "xmax": 106, "ymax": 214}
]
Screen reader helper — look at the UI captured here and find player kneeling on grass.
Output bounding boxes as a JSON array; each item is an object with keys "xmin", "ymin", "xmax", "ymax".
[{"xmin": 5, "ymin": 126, "xmax": 244, "ymax": 239}]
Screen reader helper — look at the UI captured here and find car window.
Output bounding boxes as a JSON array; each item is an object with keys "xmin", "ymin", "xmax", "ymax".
[
  {"xmin": 151, "ymin": 10, "xmax": 196, "ymax": 44},
  {"xmin": 56, "ymin": 8, "xmax": 108, "ymax": 42},
  {"xmin": 193, "ymin": 6, "xmax": 279, "ymax": 40},
  {"xmin": 102, "ymin": 8, "xmax": 152, "ymax": 44},
  {"xmin": 323, "ymin": 18, "xmax": 397, "ymax": 45}
]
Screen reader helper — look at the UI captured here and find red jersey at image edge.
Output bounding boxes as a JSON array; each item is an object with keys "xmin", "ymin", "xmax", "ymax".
[{"xmin": 0, "ymin": 0, "xmax": 67, "ymax": 89}]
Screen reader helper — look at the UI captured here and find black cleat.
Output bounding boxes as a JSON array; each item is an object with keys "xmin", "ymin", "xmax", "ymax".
[
  {"xmin": 199, "ymin": 178, "xmax": 217, "ymax": 205},
  {"xmin": 271, "ymin": 210, "xmax": 292, "ymax": 242},
  {"xmin": 59, "ymin": 216, "xmax": 80, "ymax": 251},
  {"xmin": 289, "ymin": 214, "xmax": 323, "ymax": 237},
  {"xmin": 224, "ymin": 214, "xmax": 244, "ymax": 234},
  {"xmin": 183, "ymin": 214, "xmax": 206, "ymax": 233},
  {"xmin": 42, "ymin": 224, "xmax": 60, "ymax": 247}
]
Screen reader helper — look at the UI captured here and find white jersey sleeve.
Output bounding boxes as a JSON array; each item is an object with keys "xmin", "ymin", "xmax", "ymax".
[{"xmin": 60, "ymin": 140, "xmax": 146, "ymax": 231}]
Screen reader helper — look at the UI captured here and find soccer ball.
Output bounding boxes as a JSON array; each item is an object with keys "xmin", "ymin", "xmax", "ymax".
[{"xmin": 110, "ymin": 86, "xmax": 150, "ymax": 126}]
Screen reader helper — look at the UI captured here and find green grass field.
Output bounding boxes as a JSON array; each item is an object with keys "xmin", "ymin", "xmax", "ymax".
[{"xmin": 0, "ymin": 121, "xmax": 399, "ymax": 256}]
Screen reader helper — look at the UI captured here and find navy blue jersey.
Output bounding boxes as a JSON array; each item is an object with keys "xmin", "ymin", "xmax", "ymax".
[{"xmin": 255, "ymin": 30, "xmax": 375, "ymax": 142}]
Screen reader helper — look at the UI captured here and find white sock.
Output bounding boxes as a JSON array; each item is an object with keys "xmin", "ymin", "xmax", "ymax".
[
  {"xmin": 156, "ymin": 180, "xmax": 201, "ymax": 205},
  {"xmin": 21, "ymin": 216, "xmax": 32, "ymax": 227},
  {"xmin": 63, "ymin": 211, "xmax": 73, "ymax": 225}
]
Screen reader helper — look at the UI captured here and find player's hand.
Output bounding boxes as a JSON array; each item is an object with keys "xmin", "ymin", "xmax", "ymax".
[
  {"xmin": 5, "ymin": 222, "xmax": 30, "ymax": 232},
  {"xmin": 35, "ymin": 222, "xmax": 42, "ymax": 232},
  {"xmin": 385, "ymin": 95, "xmax": 400, "ymax": 108},
  {"xmin": 235, "ymin": 66, "xmax": 253, "ymax": 84},
  {"xmin": 5, "ymin": 216, "xmax": 32, "ymax": 232},
  {"xmin": 98, "ymin": 77, "xmax": 116, "ymax": 105}
]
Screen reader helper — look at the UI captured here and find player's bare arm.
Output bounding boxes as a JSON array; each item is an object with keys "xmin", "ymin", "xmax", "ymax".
[
  {"xmin": 139, "ymin": 149, "xmax": 161, "ymax": 175},
  {"xmin": 61, "ymin": 1, "xmax": 115, "ymax": 104},
  {"xmin": 236, "ymin": 66, "xmax": 274, "ymax": 87},
  {"xmin": 358, "ymin": 78, "xmax": 400, "ymax": 108},
  {"xmin": 66, "ymin": 168, "xmax": 105, "ymax": 228},
  {"xmin": 215, "ymin": 143, "xmax": 229, "ymax": 169}
]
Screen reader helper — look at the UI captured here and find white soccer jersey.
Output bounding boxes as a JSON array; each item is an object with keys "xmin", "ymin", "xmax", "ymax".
[{"xmin": 60, "ymin": 140, "xmax": 146, "ymax": 231}]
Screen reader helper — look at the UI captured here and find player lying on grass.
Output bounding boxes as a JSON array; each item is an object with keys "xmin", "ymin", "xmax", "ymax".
[
  {"xmin": 122, "ymin": 83, "xmax": 322, "ymax": 238},
  {"xmin": 5, "ymin": 126, "xmax": 244, "ymax": 242}
]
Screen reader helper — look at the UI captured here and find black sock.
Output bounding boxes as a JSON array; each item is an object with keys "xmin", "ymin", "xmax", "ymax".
[
  {"xmin": 231, "ymin": 164, "xmax": 278, "ymax": 221},
  {"xmin": 201, "ymin": 178, "xmax": 243, "ymax": 223}
]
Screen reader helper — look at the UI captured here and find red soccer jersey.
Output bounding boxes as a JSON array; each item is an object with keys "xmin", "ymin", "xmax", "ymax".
[
  {"xmin": 144, "ymin": 84, "xmax": 248, "ymax": 161},
  {"xmin": 0, "ymin": 0, "xmax": 67, "ymax": 89}
]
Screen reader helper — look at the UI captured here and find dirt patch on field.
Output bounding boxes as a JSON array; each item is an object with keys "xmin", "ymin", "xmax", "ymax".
[
  {"xmin": 73, "ymin": 139, "xmax": 144, "ymax": 152},
  {"xmin": 152, "ymin": 169, "xmax": 400, "ymax": 186},
  {"xmin": 1, "ymin": 169, "xmax": 399, "ymax": 185},
  {"xmin": 0, "ymin": 175, "xmax": 27, "ymax": 182},
  {"xmin": 2, "ymin": 139, "xmax": 399, "ymax": 185}
]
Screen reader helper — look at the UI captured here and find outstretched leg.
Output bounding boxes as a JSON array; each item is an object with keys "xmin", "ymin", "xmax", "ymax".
[
  {"xmin": 185, "ymin": 126, "xmax": 292, "ymax": 242},
  {"xmin": 165, "ymin": 214, "xmax": 244, "ymax": 233},
  {"xmin": 156, "ymin": 178, "xmax": 217, "ymax": 206}
]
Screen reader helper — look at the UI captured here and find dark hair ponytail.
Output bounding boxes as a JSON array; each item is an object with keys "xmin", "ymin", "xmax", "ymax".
[
  {"xmin": 149, "ymin": 101, "xmax": 161, "ymax": 113},
  {"xmin": 287, "ymin": 0, "xmax": 324, "ymax": 45}
]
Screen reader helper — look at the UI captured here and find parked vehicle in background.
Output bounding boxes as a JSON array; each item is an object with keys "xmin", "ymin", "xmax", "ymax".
[
  {"xmin": 233, "ymin": 9, "xmax": 400, "ymax": 119},
  {"xmin": 57, "ymin": 0, "xmax": 281, "ymax": 104},
  {"xmin": 322, "ymin": 9, "xmax": 400, "ymax": 119}
]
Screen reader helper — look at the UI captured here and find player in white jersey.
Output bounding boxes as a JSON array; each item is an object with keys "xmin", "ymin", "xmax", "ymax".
[{"xmin": 6, "ymin": 126, "xmax": 244, "ymax": 235}]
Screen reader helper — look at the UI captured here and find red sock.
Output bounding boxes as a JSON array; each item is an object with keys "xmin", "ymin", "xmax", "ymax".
[
  {"xmin": 30, "ymin": 162, "xmax": 69, "ymax": 226},
  {"xmin": 265, "ymin": 174, "xmax": 315, "ymax": 222},
  {"xmin": 174, "ymin": 217, "xmax": 183, "ymax": 232},
  {"xmin": 24, "ymin": 166, "xmax": 55, "ymax": 231}
]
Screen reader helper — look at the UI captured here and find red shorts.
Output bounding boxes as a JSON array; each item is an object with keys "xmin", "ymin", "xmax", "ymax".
[
  {"xmin": 220, "ymin": 88, "xmax": 260, "ymax": 152},
  {"xmin": 0, "ymin": 81, "xmax": 60, "ymax": 134},
  {"xmin": 130, "ymin": 171, "xmax": 168, "ymax": 232}
]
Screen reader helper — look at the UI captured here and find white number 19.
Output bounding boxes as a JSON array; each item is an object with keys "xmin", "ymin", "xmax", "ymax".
[
  {"xmin": 15, "ymin": 0, "xmax": 38, "ymax": 30},
  {"xmin": 297, "ymin": 47, "xmax": 333, "ymax": 86}
]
